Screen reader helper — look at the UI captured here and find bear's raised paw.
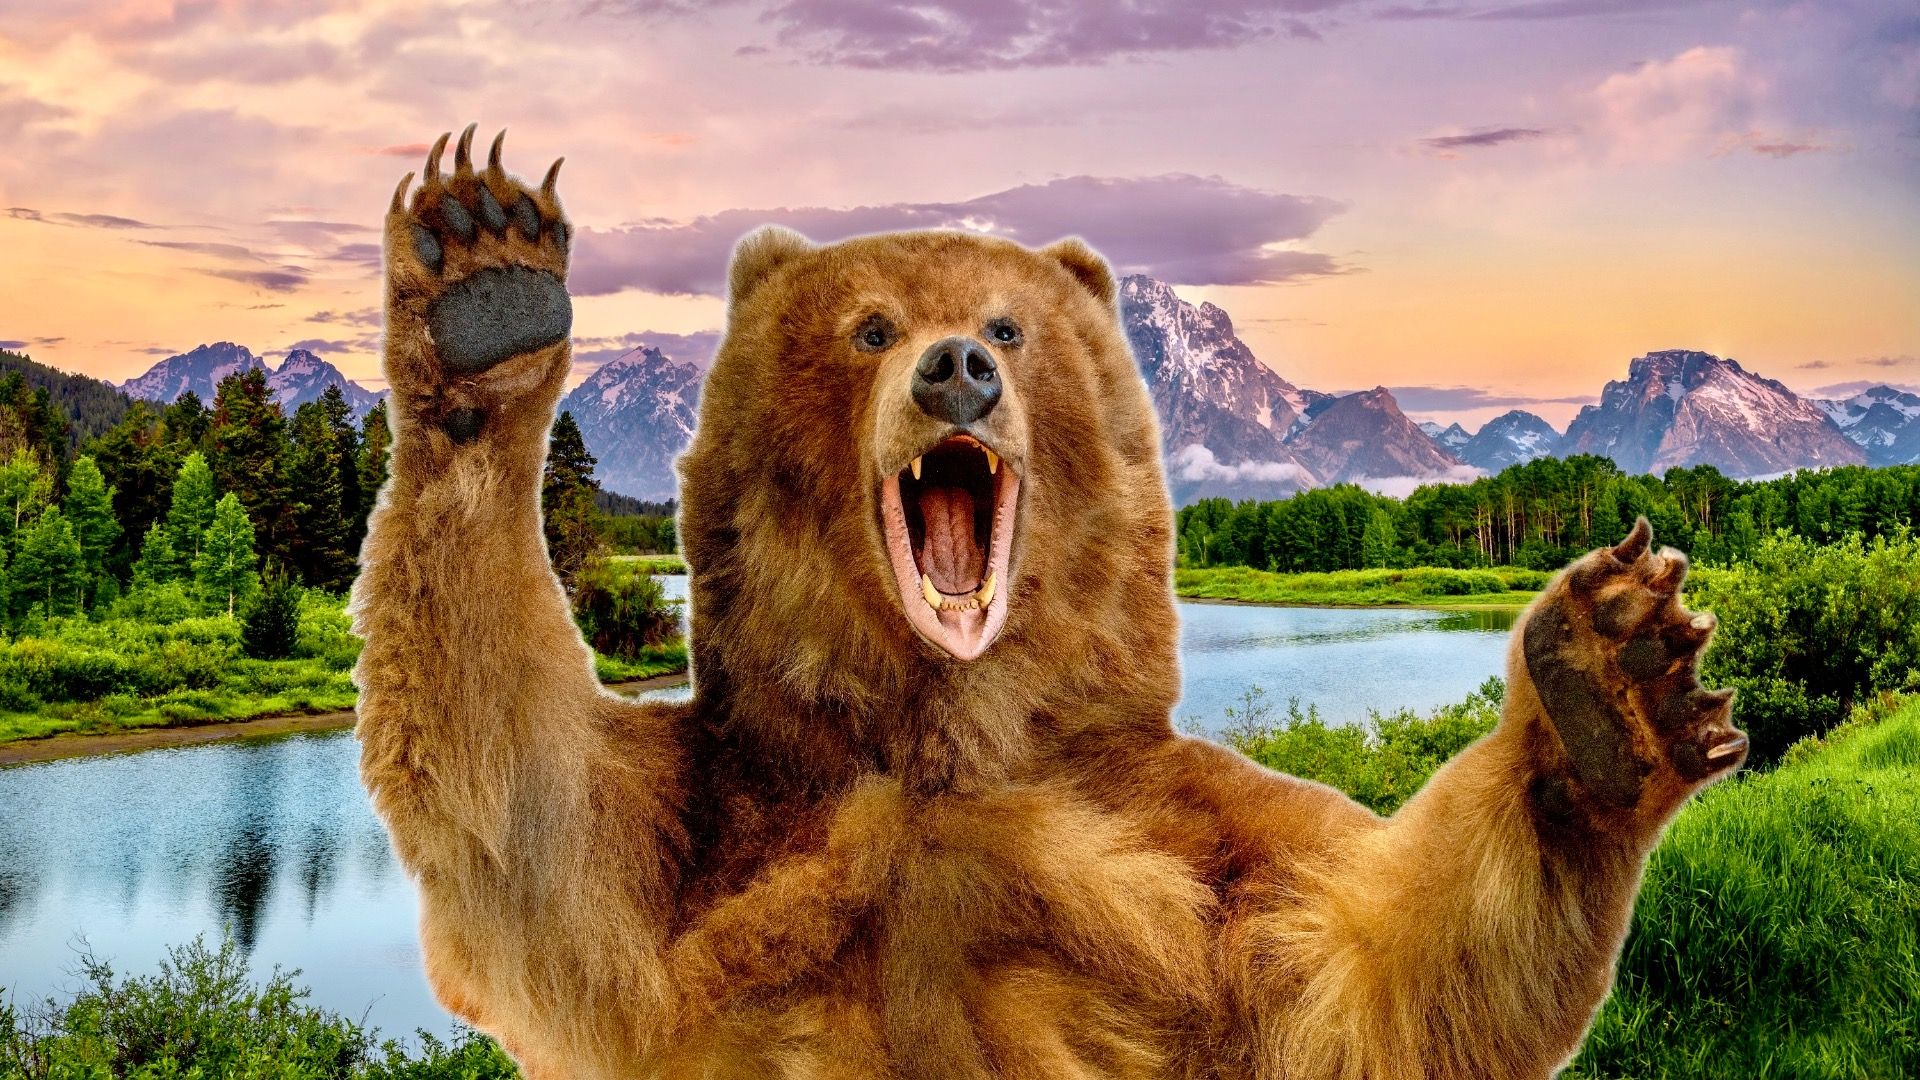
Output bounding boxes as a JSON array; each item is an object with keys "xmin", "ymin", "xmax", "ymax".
[
  {"xmin": 1521, "ymin": 517, "xmax": 1747, "ymax": 820},
  {"xmin": 384, "ymin": 125, "xmax": 573, "ymax": 443}
]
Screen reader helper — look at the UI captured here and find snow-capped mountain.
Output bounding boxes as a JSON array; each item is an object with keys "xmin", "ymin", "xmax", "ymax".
[
  {"xmin": 1816, "ymin": 385, "xmax": 1920, "ymax": 466},
  {"xmin": 120, "ymin": 343, "xmax": 384, "ymax": 419},
  {"xmin": 1559, "ymin": 350, "xmax": 1863, "ymax": 477},
  {"xmin": 1120, "ymin": 275, "xmax": 1330, "ymax": 501},
  {"xmin": 266, "ymin": 349, "xmax": 385, "ymax": 419},
  {"xmin": 1289, "ymin": 387, "xmax": 1465, "ymax": 486},
  {"xmin": 119, "ymin": 342, "xmax": 266, "ymax": 403},
  {"xmin": 1456, "ymin": 410, "xmax": 1561, "ymax": 471},
  {"xmin": 1419, "ymin": 421, "xmax": 1472, "ymax": 454},
  {"xmin": 558, "ymin": 345, "xmax": 705, "ymax": 501}
]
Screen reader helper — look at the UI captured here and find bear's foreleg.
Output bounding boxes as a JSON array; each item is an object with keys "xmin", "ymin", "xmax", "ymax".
[
  {"xmin": 351, "ymin": 127, "xmax": 610, "ymax": 872},
  {"xmin": 1230, "ymin": 519, "xmax": 1745, "ymax": 1078}
]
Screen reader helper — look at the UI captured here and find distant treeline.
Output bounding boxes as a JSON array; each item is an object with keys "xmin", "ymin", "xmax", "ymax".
[
  {"xmin": 0, "ymin": 349, "xmax": 670, "ymax": 620},
  {"xmin": 1178, "ymin": 456, "xmax": 1920, "ymax": 572}
]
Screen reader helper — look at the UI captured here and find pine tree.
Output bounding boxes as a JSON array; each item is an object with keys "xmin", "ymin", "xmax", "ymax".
[
  {"xmin": 207, "ymin": 369, "xmax": 293, "ymax": 567},
  {"xmin": 542, "ymin": 411, "xmax": 601, "ymax": 584},
  {"xmin": 194, "ymin": 492, "xmax": 259, "ymax": 616},
  {"xmin": 357, "ymin": 399, "xmax": 391, "ymax": 534},
  {"xmin": 132, "ymin": 522, "xmax": 178, "ymax": 587},
  {"xmin": 83, "ymin": 401, "xmax": 179, "ymax": 574},
  {"xmin": 167, "ymin": 451, "xmax": 218, "ymax": 563},
  {"xmin": 287, "ymin": 399, "xmax": 357, "ymax": 590},
  {"xmin": 14, "ymin": 507, "xmax": 84, "ymax": 616},
  {"xmin": 63, "ymin": 455, "xmax": 120, "ymax": 605},
  {"xmin": 163, "ymin": 390, "xmax": 211, "ymax": 447}
]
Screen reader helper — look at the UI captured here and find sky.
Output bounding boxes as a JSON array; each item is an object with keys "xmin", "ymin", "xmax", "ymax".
[{"xmin": 0, "ymin": 0, "xmax": 1915, "ymax": 430}]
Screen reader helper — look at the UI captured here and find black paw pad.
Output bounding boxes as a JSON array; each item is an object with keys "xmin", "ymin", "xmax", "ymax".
[
  {"xmin": 1525, "ymin": 598, "xmax": 1648, "ymax": 810},
  {"xmin": 411, "ymin": 224, "xmax": 444, "ymax": 275},
  {"xmin": 477, "ymin": 186, "xmax": 508, "ymax": 235},
  {"xmin": 439, "ymin": 194, "xmax": 476, "ymax": 244},
  {"xmin": 442, "ymin": 407, "xmax": 485, "ymax": 444},
  {"xmin": 511, "ymin": 195, "xmax": 540, "ymax": 242},
  {"xmin": 427, "ymin": 265, "xmax": 571, "ymax": 375}
]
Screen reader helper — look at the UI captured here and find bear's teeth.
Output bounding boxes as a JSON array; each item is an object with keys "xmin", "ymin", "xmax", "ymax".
[
  {"xmin": 985, "ymin": 450, "xmax": 999, "ymax": 475},
  {"xmin": 1690, "ymin": 613, "xmax": 1714, "ymax": 630},
  {"xmin": 921, "ymin": 574, "xmax": 941, "ymax": 610},
  {"xmin": 910, "ymin": 456, "xmax": 923, "ymax": 481},
  {"xmin": 976, "ymin": 571, "xmax": 996, "ymax": 608}
]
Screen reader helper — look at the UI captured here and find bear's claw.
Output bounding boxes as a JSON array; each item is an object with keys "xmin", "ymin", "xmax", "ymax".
[{"xmin": 1523, "ymin": 517, "xmax": 1745, "ymax": 815}]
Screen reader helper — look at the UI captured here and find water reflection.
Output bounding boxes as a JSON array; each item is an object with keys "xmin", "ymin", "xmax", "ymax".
[{"xmin": 0, "ymin": 586, "xmax": 1519, "ymax": 1038}]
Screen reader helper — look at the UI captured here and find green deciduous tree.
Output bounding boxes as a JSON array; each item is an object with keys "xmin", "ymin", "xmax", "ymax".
[
  {"xmin": 194, "ymin": 492, "xmax": 259, "ymax": 616},
  {"xmin": 62, "ymin": 455, "xmax": 120, "ymax": 605},
  {"xmin": 132, "ymin": 522, "xmax": 179, "ymax": 588},
  {"xmin": 167, "ymin": 451, "xmax": 217, "ymax": 564},
  {"xmin": 13, "ymin": 507, "xmax": 84, "ymax": 616},
  {"xmin": 0, "ymin": 449, "xmax": 52, "ymax": 544}
]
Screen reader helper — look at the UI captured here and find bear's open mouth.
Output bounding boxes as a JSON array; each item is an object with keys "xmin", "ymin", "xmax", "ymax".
[{"xmin": 880, "ymin": 434, "xmax": 1019, "ymax": 660}]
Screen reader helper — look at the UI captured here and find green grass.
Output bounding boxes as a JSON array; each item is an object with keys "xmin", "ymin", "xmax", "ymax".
[
  {"xmin": 1569, "ymin": 693, "xmax": 1920, "ymax": 1078},
  {"xmin": 608, "ymin": 553, "xmax": 687, "ymax": 574},
  {"xmin": 1231, "ymin": 686, "xmax": 1920, "ymax": 1077},
  {"xmin": 1176, "ymin": 564, "xmax": 1546, "ymax": 608}
]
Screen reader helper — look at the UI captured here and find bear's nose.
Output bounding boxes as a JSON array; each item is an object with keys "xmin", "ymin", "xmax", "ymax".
[{"xmin": 911, "ymin": 336, "xmax": 1001, "ymax": 425}]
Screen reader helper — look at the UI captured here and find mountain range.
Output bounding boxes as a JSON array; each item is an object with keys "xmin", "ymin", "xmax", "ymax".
[
  {"xmin": 118, "ymin": 343, "xmax": 386, "ymax": 419},
  {"xmin": 112, "ymin": 284, "xmax": 1915, "ymax": 502},
  {"xmin": 536, "ymin": 284, "xmax": 1912, "ymax": 501}
]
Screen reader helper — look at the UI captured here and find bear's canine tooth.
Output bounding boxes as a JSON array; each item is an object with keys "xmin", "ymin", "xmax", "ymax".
[
  {"xmin": 921, "ymin": 574, "xmax": 941, "ymax": 611},
  {"xmin": 985, "ymin": 449, "xmax": 999, "ymax": 475},
  {"xmin": 976, "ymin": 571, "xmax": 996, "ymax": 608},
  {"xmin": 1690, "ymin": 613, "xmax": 1714, "ymax": 630},
  {"xmin": 910, "ymin": 456, "xmax": 922, "ymax": 481}
]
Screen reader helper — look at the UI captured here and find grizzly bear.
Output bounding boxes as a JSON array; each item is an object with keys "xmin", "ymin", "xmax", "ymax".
[{"xmin": 353, "ymin": 125, "xmax": 1748, "ymax": 1079}]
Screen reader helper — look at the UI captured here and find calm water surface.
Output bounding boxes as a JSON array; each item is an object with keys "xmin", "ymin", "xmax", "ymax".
[{"xmin": 0, "ymin": 577, "xmax": 1514, "ymax": 1038}]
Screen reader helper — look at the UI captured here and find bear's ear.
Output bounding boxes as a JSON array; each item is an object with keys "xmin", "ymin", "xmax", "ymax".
[
  {"xmin": 1040, "ymin": 237, "xmax": 1116, "ymax": 310},
  {"xmin": 728, "ymin": 225, "xmax": 813, "ymax": 311}
]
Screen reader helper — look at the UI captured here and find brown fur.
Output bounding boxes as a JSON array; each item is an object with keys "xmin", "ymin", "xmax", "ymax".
[{"xmin": 354, "ymin": 131, "xmax": 1743, "ymax": 1078}]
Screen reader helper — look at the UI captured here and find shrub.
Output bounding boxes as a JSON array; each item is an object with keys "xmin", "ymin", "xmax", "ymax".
[
  {"xmin": 1223, "ymin": 678, "xmax": 1504, "ymax": 815},
  {"xmin": 1689, "ymin": 529, "xmax": 1920, "ymax": 765},
  {"xmin": 571, "ymin": 559, "xmax": 684, "ymax": 661},
  {"xmin": 242, "ymin": 579, "xmax": 303, "ymax": 660},
  {"xmin": 0, "ymin": 937, "xmax": 519, "ymax": 1079}
]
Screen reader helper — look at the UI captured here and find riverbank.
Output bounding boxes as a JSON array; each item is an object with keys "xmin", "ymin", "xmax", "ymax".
[
  {"xmin": 0, "ymin": 671, "xmax": 691, "ymax": 767},
  {"xmin": 1175, "ymin": 564, "xmax": 1545, "ymax": 608}
]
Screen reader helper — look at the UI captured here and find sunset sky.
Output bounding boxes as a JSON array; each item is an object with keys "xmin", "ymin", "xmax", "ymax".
[{"xmin": 1, "ymin": 0, "xmax": 1915, "ymax": 429}]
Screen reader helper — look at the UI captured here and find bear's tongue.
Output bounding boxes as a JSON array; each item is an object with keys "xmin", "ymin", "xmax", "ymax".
[{"xmin": 915, "ymin": 484, "xmax": 984, "ymax": 594}]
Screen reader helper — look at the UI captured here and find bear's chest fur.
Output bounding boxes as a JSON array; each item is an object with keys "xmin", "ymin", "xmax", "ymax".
[{"xmin": 654, "ymin": 772, "xmax": 1223, "ymax": 1077}]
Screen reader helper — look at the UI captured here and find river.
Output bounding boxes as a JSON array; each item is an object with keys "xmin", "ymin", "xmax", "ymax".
[{"xmin": 0, "ymin": 578, "xmax": 1514, "ymax": 1039}]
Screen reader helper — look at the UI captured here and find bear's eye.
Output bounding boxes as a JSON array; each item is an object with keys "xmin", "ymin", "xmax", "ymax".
[
  {"xmin": 986, "ymin": 318, "xmax": 1022, "ymax": 346},
  {"xmin": 854, "ymin": 315, "xmax": 896, "ymax": 352}
]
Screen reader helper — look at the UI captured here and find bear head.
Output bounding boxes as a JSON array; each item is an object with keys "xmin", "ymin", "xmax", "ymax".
[{"xmin": 678, "ymin": 227, "xmax": 1179, "ymax": 789}]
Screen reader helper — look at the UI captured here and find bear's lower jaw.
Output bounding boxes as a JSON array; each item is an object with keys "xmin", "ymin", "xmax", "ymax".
[{"xmin": 880, "ymin": 436, "xmax": 1019, "ymax": 661}]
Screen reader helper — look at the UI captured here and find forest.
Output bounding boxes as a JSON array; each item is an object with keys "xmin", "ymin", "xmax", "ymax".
[
  {"xmin": 0, "ymin": 348, "xmax": 674, "ymax": 622},
  {"xmin": 1176, "ymin": 455, "xmax": 1920, "ymax": 572}
]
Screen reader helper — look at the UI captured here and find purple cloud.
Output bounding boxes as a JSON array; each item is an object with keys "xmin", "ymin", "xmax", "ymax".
[
  {"xmin": 138, "ymin": 239, "xmax": 259, "ymax": 259},
  {"xmin": 1421, "ymin": 126, "xmax": 1550, "ymax": 150},
  {"xmin": 1378, "ymin": 0, "xmax": 1719, "ymax": 19},
  {"xmin": 1388, "ymin": 385, "xmax": 1596, "ymax": 411},
  {"xmin": 200, "ymin": 267, "xmax": 309, "ymax": 293},
  {"xmin": 573, "ymin": 330, "xmax": 723, "ymax": 373},
  {"xmin": 570, "ymin": 173, "xmax": 1344, "ymax": 297},
  {"xmin": 0, "ymin": 341, "xmax": 28, "ymax": 350},
  {"xmin": 7, "ymin": 207, "xmax": 156, "ymax": 229},
  {"xmin": 732, "ymin": 0, "xmax": 1348, "ymax": 70}
]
